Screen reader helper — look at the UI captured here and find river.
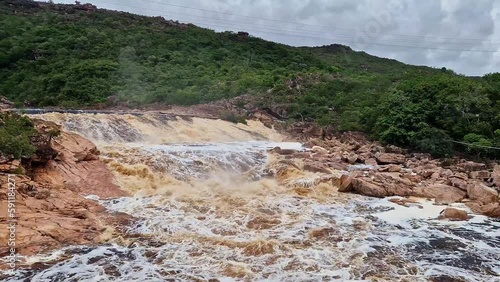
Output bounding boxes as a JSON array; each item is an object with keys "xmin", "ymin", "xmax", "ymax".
[{"xmin": 4, "ymin": 112, "xmax": 500, "ymax": 281}]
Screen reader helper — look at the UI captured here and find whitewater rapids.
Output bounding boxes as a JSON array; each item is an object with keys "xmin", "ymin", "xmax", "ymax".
[{"xmin": 4, "ymin": 113, "xmax": 500, "ymax": 281}]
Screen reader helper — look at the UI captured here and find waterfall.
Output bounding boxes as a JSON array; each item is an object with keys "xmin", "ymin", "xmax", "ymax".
[{"xmin": 4, "ymin": 112, "xmax": 499, "ymax": 282}]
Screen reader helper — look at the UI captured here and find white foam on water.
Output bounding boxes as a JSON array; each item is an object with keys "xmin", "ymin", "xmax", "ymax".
[
  {"xmin": 5, "ymin": 191, "xmax": 500, "ymax": 281},
  {"xmin": 373, "ymin": 197, "xmax": 450, "ymax": 227}
]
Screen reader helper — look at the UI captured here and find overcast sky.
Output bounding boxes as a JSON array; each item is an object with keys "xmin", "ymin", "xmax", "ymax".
[{"xmin": 54, "ymin": 0, "xmax": 500, "ymax": 76}]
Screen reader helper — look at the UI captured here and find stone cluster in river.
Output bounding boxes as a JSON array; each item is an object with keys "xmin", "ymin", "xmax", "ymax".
[{"xmin": 273, "ymin": 132, "xmax": 500, "ymax": 218}]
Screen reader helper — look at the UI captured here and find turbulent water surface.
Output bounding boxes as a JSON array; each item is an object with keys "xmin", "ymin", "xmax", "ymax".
[{"xmin": 3, "ymin": 113, "xmax": 500, "ymax": 281}]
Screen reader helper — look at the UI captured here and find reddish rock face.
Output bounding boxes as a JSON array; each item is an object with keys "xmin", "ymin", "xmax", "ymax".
[
  {"xmin": 0, "ymin": 159, "xmax": 20, "ymax": 173},
  {"xmin": 32, "ymin": 134, "xmax": 126, "ymax": 199},
  {"xmin": 0, "ymin": 174, "xmax": 131, "ymax": 256},
  {"xmin": 0, "ymin": 120, "xmax": 130, "ymax": 256},
  {"xmin": 30, "ymin": 121, "xmax": 126, "ymax": 199},
  {"xmin": 438, "ymin": 208, "xmax": 469, "ymax": 221}
]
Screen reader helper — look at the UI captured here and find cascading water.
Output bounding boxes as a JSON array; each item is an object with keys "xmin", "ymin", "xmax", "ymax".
[{"xmin": 3, "ymin": 113, "xmax": 500, "ymax": 281}]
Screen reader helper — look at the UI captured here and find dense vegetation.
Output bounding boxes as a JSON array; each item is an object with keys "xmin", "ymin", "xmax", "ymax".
[
  {"xmin": 0, "ymin": 112, "xmax": 36, "ymax": 158},
  {"xmin": 0, "ymin": 0, "xmax": 327, "ymax": 108},
  {"xmin": 1, "ymin": 0, "xmax": 499, "ymax": 159}
]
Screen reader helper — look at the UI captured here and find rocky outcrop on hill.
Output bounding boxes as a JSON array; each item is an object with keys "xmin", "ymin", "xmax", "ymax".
[
  {"xmin": 0, "ymin": 96, "xmax": 13, "ymax": 110},
  {"xmin": 0, "ymin": 119, "xmax": 129, "ymax": 257}
]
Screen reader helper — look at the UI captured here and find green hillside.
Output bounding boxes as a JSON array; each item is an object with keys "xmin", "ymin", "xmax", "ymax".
[{"xmin": 1, "ymin": 0, "xmax": 499, "ymax": 158}]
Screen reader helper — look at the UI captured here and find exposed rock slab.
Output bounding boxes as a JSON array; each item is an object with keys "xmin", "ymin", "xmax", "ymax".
[
  {"xmin": 376, "ymin": 153, "xmax": 406, "ymax": 164},
  {"xmin": 414, "ymin": 184, "xmax": 467, "ymax": 204},
  {"xmin": 0, "ymin": 174, "xmax": 132, "ymax": 256},
  {"xmin": 32, "ymin": 121, "xmax": 126, "ymax": 199}
]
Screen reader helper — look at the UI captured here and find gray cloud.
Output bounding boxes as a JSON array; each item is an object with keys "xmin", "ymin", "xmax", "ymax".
[{"xmin": 53, "ymin": 0, "xmax": 499, "ymax": 75}]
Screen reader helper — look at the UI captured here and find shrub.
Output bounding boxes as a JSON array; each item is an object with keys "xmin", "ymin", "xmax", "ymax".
[
  {"xmin": 411, "ymin": 127, "xmax": 453, "ymax": 157},
  {"xmin": 0, "ymin": 112, "xmax": 36, "ymax": 158},
  {"xmin": 220, "ymin": 111, "xmax": 247, "ymax": 125},
  {"xmin": 463, "ymin": 133, "xmax": 494, "ymax": 156}
]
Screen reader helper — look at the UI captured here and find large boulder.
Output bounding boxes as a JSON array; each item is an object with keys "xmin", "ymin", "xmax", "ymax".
[
  {"xmin": 467, "ymin": 182, "xmax": 499, "ymax": 204},
  {"xmin": 459, "ymin": 161, "xmax": 486, "ymax": 172},
  {"xmin": 438, "ymin": 208, "xmax": 469, "ymax": 221},
  {"xmin": 466, "ymin": 202, "xmax": 500, "ymax": 218},
  {"xmin": 346, "ymin": 153, "xmax": 359, "ymax": 164},
  {"xmin": 449, "ymin": 177, "xmax": 468, "ymax": 191},
  {"xmin": 469, "ymin": 170, "xmax": 490, "ymax": 180},
  {"xmin": 364, "ymin": 158, "xmax": 378, "ymax": 166},
  {"xmin": 376, "ymin": 153, "xmax": 406, "ymax": 165},
  {"xmin": 352, "ymin": 178, "xmax": 388, "ymax": 198},
  {"xmin": 414, "ymin": 184, "xmax": 467, "ymax": 204},
  {"xmin": 338, "ymin": 174, "xmax": 354, "ymax": 192},
  {"xmin": 337, "ymin": 172, "xmax": 415, "ymax": 197}
]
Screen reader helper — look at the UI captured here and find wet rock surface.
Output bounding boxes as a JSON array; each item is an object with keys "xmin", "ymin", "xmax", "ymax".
[
  {"xmin": 0, "ymin": 174, "xmax": 106, "ymax": 257},
  {"xmin": 438, "ymin": 208, "xmax": 469, "ymax": 221},
  {"xmin": 295, "ymin": 133, "xmax": 500, "ymax": 218},
  {"xmin": 0, "ymin": 119, "xmax": 129, "ymax": 259}
]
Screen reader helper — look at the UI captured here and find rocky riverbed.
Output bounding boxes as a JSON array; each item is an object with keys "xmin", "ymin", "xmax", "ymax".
[{"xmin": 0, "ymin": 112, "xmax": 499, "ymax": 281}]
